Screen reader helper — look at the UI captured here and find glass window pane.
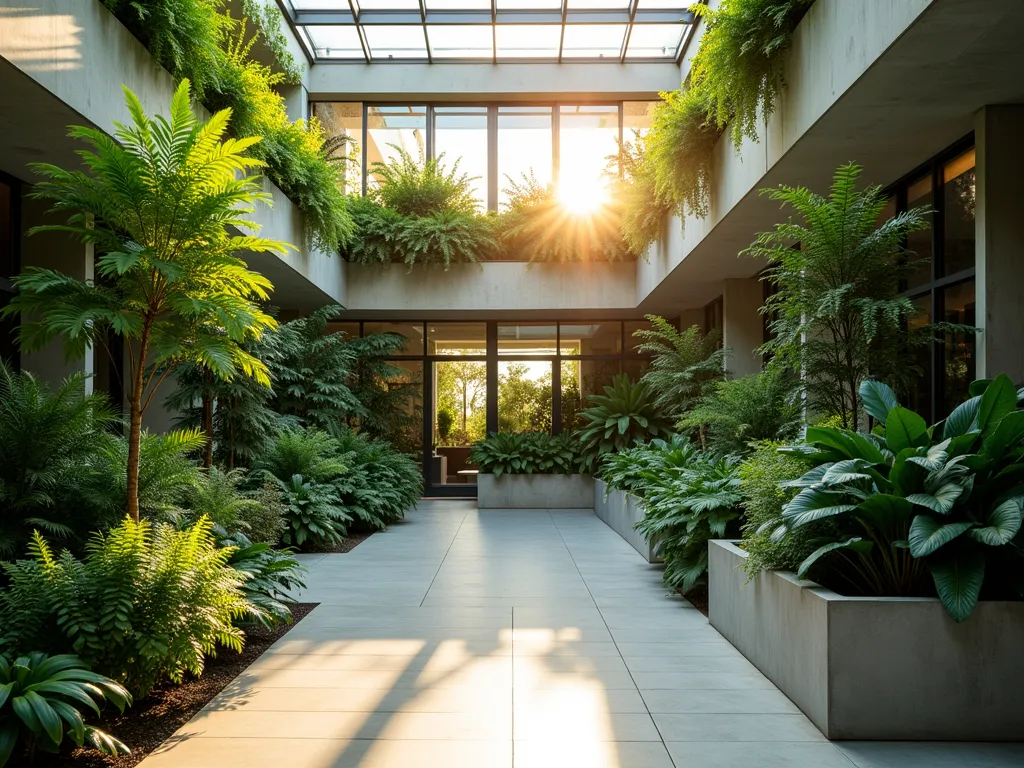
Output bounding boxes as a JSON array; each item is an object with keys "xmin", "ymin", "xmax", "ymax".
[
  {"xmin": 558, "ymin": 105, "xmax": 619, "ymax": 201},
  {"xmin": 497, "ymin": 0, "xmax": 561, "ymax": 8},
  {"xmin": 367, "ymin": 106, "xmax": 428, "ymax": 184},
  {"xmin": 434, "ymin": 360, "xmax": 487, "ymax": 483},
  {"xmin": 434, "ymin": 107, "xmax": 489, "ymax": 212},
  {"xmin": 906, "ymin": 294, "xmax": 932, "ymax": 421},
  {"xmin": 364, "ymin": 25, "xmax": 428, "ymax": 59},
  {"xmin": 622, "ymin": 358, "xmax": 650, "ymax": 383},
  {"xmin": 363, "ymin": 321, "xmax": 425, "ymax": 355},
  {"xmin": 498, "ymin": 106, "xmax": 553, "ymax": 208},
  {"xmin": 561, "ymin": 24, "xmax": 626, "ymax": 58},
  {"xmin": 305, "ymin": 25, "xmax": 364, "ymax": 59},
  {"xmin": 943, "ymin": 148, "xmax": 975, "ymax": 277},
  {"xmin": 379, "ymin": 360, "xmax": 423, "ymax": 457},
  {"xmin": 559, "ymin": 322, "xmax": 622, "ymax": 355},
  {"xmin": 498, "ymin": 361, "xmax": 552, "ymax": 434},
  {"xmin": 942, "ymin": 280, "xmax": 976, "ymax": 418},
  {"xmin": 358, "ymin": 0, "xmax": 420, "ymax": 8},
  {"xmin": 905, "ymin": 174, "xmax": 933, "ymax": 290},
  {"xmin": 636, "ymin": 0, "xmax": 689, "ymax": 7},
  {"xmin": 562, "ymin": 359, "xmax": 619, "ymax": 431},
  {"xmin": 623, "ymin": 100, "xmax": 659, "ymax": 136},
  {"xmin": 625, "ymin": 23, "xmax": 685, "ymax": 58},
  {"xmin": 428, "ymin": 322, "xmax": 487, "ymax": 355},
  {"xmin": 568, "ymin": 0, "xmax": 629, "ymax": 7},
  {"xmin": 427, "ymin": 25, "xmax": 493, "ymax": 59},
  {"xmin": 426, "ymin": 0, "xmax": 491, "ymax": 7},
  {"xmin": 292, "ymin": 0, "xmax": 347, "ymax": 9},
  {"xmin": 498, "ymin": 323, "xmax": 558, "ymax": 355},
  {"xmin": 495, "ymin": 25, "xmax": 562, "ymax": 58},
  {"xmin": 625, "ymin": 319, "xmax": 659, "ymax": 354},
  {"xmin": 313, "ymin": 103, "xmax": 363, "ymax": 195},
  {"xmin": 326, "ymin": 321, "xmax": 361, "ymax": 338}
]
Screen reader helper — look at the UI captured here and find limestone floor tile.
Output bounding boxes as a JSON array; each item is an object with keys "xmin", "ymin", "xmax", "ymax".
[
  {"xmin": 248, "ymin": 646, "xmax": 511, "ymax": 674},
  {"xmin": 232, "ymin": 657, "xmax": 511, "ymax": 689},
  {"xmin": 834, "ymin": 742, "xmax": 1024, "ymax": 768},
  {"xmin": 264, "ymin": 637, "xmax": 514, "ymax": 657},
  {"xmin": 632, "ymin": 671, "xmax": 776, "ymax": 691},
  {"xmin": 653, "ymin": 713, "xmax": 826, "ymax": 742},
  {"xmin": 622, "ymin": 655, "xmax": 759, "ymax": 674},
  {"xmin": 663, "ymin": 741, "xmax": 856, "ymax": 768},
  {"xmin": 513, "ymin": 663, "xmax": 639, "ymax": 691},
  {"xmin": 639, "ymin": 688, "xmax": 801, "ymax": 715},
  {"xmin": 514, "ymin": 686, "xmax": 649, "ymax": 715},
  {"xmin": 608, "ymin": 627, "xmax": 723, "ymax": 644},
  {"xmin": 615, "ymin": 641, "xmax": 745, "ymax": 659},
  {"xmin": 140, "ymin": 737, "xmax": 512, "ymax": 768},
  {"xmin": 204, "ymin": 685, "xmax": 513, "ymax": 714},
  {"xmin": 514, "ymin": 739, "xmax": 675, "ymax": 768},
  {"xmin": 514, "ymin": 710, "xmax": 660, "ymax": 741}
]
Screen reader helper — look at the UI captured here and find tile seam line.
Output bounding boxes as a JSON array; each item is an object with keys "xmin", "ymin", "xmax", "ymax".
[
  {"xmin": 418, "ymin": 506, "xmax": 469, "ymax": 607},
  {"xmin": 547, "ymin": 509, "xmax": 678, "ymax": 768}
]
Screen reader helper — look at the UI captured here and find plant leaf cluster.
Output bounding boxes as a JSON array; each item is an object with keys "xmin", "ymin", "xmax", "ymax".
[{"xmin": 470, "ymin": 432, "xmax": 584, "ymax": 476}]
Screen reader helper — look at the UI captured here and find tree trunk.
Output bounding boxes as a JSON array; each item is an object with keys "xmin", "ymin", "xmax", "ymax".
[
  {"xmin": 125, "ymin": 321, "xmax": 152, "ymax": 523},
  {"xmin": 202, "ymin": 370, "xmax": 214, "ymax": 469}
]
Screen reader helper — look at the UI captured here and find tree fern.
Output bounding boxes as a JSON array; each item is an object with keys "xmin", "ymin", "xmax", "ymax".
[{"xmin": 634, "ymin": 316, "xmax": 726, "ymax": 421}]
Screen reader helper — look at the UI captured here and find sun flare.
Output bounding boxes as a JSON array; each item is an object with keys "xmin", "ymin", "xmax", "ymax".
[{"xmin": 556, "ymin": 176, "xmax": 609, "ymax": 216}]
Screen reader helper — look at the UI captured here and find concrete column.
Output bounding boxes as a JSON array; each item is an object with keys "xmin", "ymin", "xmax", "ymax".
[
  {"xmin": 975, "ymin": 105, "xmax": 1024, "ymax": 384},
  {"xmin": 18, "ymin": 195, "xmax": 94, "ymax": 392},
  {"xmin": 722, "ymin": 277, "xmax": 764, "ymax": 377}
]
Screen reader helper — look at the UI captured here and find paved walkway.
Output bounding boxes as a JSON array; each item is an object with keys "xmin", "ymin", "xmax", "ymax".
[{"xmin": 142, "ymin": 501, "xmax": 1024, "ymax": 767}]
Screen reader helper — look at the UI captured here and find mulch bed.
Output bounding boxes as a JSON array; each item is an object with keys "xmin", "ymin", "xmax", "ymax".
[
  {"xmin": 680, "ymin": 584, "xmax": 709, "ymax": 617},
  {"xmin": 307, "ymin": 529, "xmax": 374, "ymax": 554},
  {"xmin": 26, "ymin": 603, "xmax": 318, "ymax": 768}
]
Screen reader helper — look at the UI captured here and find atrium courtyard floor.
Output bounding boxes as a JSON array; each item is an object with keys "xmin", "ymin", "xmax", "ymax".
[{"xmin": 140, "ymin": 501, "xmax": 1024, "ymax": 767}]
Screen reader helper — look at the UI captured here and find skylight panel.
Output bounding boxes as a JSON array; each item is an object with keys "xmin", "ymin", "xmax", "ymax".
[
  {"xmin": 494, "ymin": 25, "xmax": 562, "ymax": 58},
  {"xmin": 363, "ymin": 25, "xmax": 428, "ymax": 58},
  {"xmin": 427, "ymin": 25, "xmax": 494, "ymax": 58},
  {"xmin": 625, "ymin": 22, "xmax": 684, "ymax": 58},
  {"xmin": 305, "ymin": 25, "xmax": 365, "ymax": 59},
  {"xmin": 560, "ymin": 24, "xmax": 626, "ymax": 58}
]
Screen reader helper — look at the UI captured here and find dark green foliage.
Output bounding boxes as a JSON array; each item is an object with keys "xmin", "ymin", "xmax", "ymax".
[
  {"xmin": 615, "ymin": 131, "xmax": 677, "ymax": 255},
  {"xmin": 272, "ymin": 474, "xmax": 350, "ymax": 547},
  {"xmin": 470, "ymin": 432, "xmax": 583, "ymax": 476},
  {"xmin": 239, "ymin": 482, "xmax": 288, "ymax": 545},
  {"xmin": 220, "ymin": 531, "xmax": 306, "ymax": 629},
  {"xmin": 634, "ymin": 316, "xmax": 726, "ymax": 421},
  {"xmin": 252, "ymin": 429, "xmax": 347, "ymax": 484},
  {"xmin": 369, "ymin": 146, "xmax": 480, "ymax": 217},
  {"xmin": 678, "ymin": 368, "xmax": 801, "ymax": 455},
  {"xmin": 0, "ymin": 518, "xmax": 247, "ymax": 697},
  {"xmin": 0, "ymin": 363, "xmax": 118, "ymax": 557},
  {"xmin": 179, "ymin": 467, "xmax": 262, "ymax": 532},
  {"xmin": 738, "ymin": 441, "xmax": 819, "ymax": 577},
  {"xmin": 775, "ymin": 376, "xmax": 1024, "ymax": 622},
  {"xmin": 576, "ymin": 374, "xmax": 674, "ymax": 474},
  {"xmin": 600, "ymin": 434, "xmax": 701, "ymax": 495},
  {"xmin": 744, "ymin": 163, "xmax": 935, "ymax": 430},
  {"xmin": 0, "ymin": 652, "xmax": 132, "ymax": 766}
]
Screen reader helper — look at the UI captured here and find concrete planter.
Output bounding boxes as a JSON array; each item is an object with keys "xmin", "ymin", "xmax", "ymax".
[
  {"xmin": 594, "ymin": 480, "xmax": 657, "ymax": 562},
  {"xmin": 708, "ymin": 540, "xmax": 1024, "ymax": 741},
  {"xmin": 476, "ymin": 474, "xmax": 594, "ymax": 509}
]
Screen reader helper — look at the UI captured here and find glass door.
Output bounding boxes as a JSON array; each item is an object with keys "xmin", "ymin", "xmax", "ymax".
[{"xmin": 428, "ymin": 359, "xmax": 487, "ymax": 495}]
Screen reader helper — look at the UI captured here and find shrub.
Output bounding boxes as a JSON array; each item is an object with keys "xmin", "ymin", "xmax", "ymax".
[
  {"xmin": 180, "ymin": 467, "xmax": 262, "ymax": 532},
  {"xmin": 329, "ymin": 426, "xmax": 422, "ymax": 529},
  {"xmin": 220, "ymin": 531, "xmax": 306, "ymax": 629},
  {"xmin": 678, "ymin": 368, "xmax": 801, "ymax": 455},
  {"xmin": 253, "ymin": 429, "xmax": 348, "ymax": 484},
  {"xmin": 0, "ymin": 652, "xmax": 132, "ymax": 766},
  {"xmin": 0, "ymin": 518, "xmax": 247, "ymax": 697},
  {"xmin": 634, "ymin": 316, "xmax": 726, "ymax": 421},
  {"xmin": 774, "ymin": 376, "xmax": 1024, "ymax": 622},
  {"xmin": 369, "ymin": 146, "xmax": 480, "ymax": 217},
  {"xmin": 737, "ymin": 441, "xmax": 818, "ymax": 577},
  {"xmin": 273, "ymin": 474, "xmax": 350, "ymax": 547},
  {"xmin": 576, "ymin": 374, "xmax": 674, "ymax": 474},
  {"xmin": 470, "ymin": 432, "xmax": 583, "ymax": 476},
  {"xmin": 240, "ymin": 482, "xmax": 288, "ymax": 545},
  {"xmin": 600, "ymin": 434, "xmax": 701, "ymax": 495}
]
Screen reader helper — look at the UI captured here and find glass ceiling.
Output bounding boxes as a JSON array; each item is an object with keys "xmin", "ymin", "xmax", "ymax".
[{"xmin": 283, "ymin": 0, "xmax": 696, "ymax": 63}]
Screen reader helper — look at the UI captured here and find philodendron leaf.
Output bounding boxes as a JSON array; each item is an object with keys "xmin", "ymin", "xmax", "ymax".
[
  {"xmin": 977, "ymin": 374, "xmax": 1017, "ymax": 438},
  {"xmin": 820, "ymin": 459, "xmax": 874, "ymax": 486},
  {"xmin": 796, "ymin": 537, "xmax": 872, "ymax": 579},
  {"xmin": 968, "ymin": 497, "xmax": 1023, "ymax": 546},
  {"xmin": 982, "ymin": 410, "xmax": 1024, "ymax": 461},
  {"xmin": 930, "ymin": 547, "xmax": 985, "ymax": 622},
  {"xmin": 943, "ymin": 395, "xmax": 981, "ymax": 439},
  {"xmin": 860, "ymin": 380, "xmax": 899, "ymax": 425},
  {"xmin": 782, "ymin": 488, "xmax": 857, "ymax": 528},
  {"xmin": 906, "ymin": 483, "xmax": 964, "ymax": 515},
  {"xmin": 907, "ymin": 515, "xmax": 974, "ymax": 558},
  {"xmin": 856, "ymin": 494, "xmax": 913, "ymax": 527},
  {"xmin": 885, "ymin": 407, "xmax": 929, "ymax": 455}
]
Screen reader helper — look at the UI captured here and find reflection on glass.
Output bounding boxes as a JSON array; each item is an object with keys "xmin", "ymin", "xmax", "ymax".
[
  {"xmin": 313, "ymin": 103, "xmax": 363, "ymax": 194},
  {"xmin": 326, "ymin": 321, "xmax": 361, "ymax": 338},
  {"xmin": 434, "ymin": 107, "xmax": 489, "ymax": 211},
  {"xmin": 498, "ymin": 106, "xmax": 553, "ymax": 208},
  {"xmin": 305, "ymin": 25, "xmax": 364, "ymax": 59},
  {"xmin": 427, "ymin": 26, "xmax": 493, "ymax": 59},
  {"xmin": 428, "ymin": 322, "xmax": 487, "ymax": 355},
  {"xmin": 358, "ymin": 0, "xmax": 420, "ymax": 7},
  {"xmin": 498, "ymin": 361, "xmax": 552, "ymax": 434},
  {"xmin": 363, "ymin": 321, "xmax": 425, "ymax": 355},
  {"xmin": 496, "ymin": 0, "xmax": 561, "ymax": 8},
  {"xmin": 363, "ymin": 25, "xmax": 428, "ymax": 59},
  {"xmin": 495, "ymin": 25, "xmax": 562, "ymax": 58},
  {"xmin": 426, "ymin": 0, "xmax": 490, "ymax": 7},
  {"xmin": 905, "ymin": 174, "xmax": 932, "ymax": 290},
  {"xmin": 622, "ymin": 358, "xmax": 649, "ymax": 383},
  {"xmin": 625, "ymin": 319, "xmax": 657, "ymax": 354},
  {"xmin": 434, "ymin": 360, "xmax": 487, "ymax": 484},
  {"xmin": 498, "ymin": 324, "xmax": 558, "ymax": 355},
  {"xmin": 558, "ymin": 322, "xmax": 622, "ymax": 355},
  {"xmin": 563, "ymin": 359, "xmax": 619, "ymax": 431},
  {"xmin": 623, "ymin": 101, "xmax": 659, "ymax": 136},
  {"xmin": 558, "ymin": 105, "xmax": 619, "ymax": 205},
  {"xmin": 568, "ymin": 0, "xmax": 629, "ymax": 7},
  {"xmin": 379, "ymin": 360, "xmax": 424, "ymax": 457},
  {"xmin": 906, "ymin": 294, "xmax": 932, "ymax": 422},
  {"xmin": 942, "ymin": 280, "xmax": 976, "ymax": 419},
  {"xmin": 367, "ymin": 106, "xmax": 428, "ymax": 186},
  {"xmin": 943, "ymin": 149, "xmax": 975, "ymax": 277},
  {"xmin": 561, "ymin": 25, "xmax": 627, "ymax": 58},
  {"xmin": 625, "ymin": 23, "xmax": 685, "ymax": 58}
]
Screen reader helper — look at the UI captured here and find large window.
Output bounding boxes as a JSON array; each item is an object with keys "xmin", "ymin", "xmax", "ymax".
[
  {"xmin": 887, "ymin": 137, "xmax": 976, "ymax": 423},
  {"xmin": 322, "ymin": 102, "xmax": 653, "ymax": 212},
  {"xmin": 282, "ymin": 1, "xmax": 696, "ymax": 64},
  {"xmin": 0, "ymin": 173, "xmax": 19, "ymax": 369}
]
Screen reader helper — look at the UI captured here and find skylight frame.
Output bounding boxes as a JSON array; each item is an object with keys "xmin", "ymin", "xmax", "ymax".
[{"xmin": 279, "ymin": 0, "xmax": 696, "ymax": 64}]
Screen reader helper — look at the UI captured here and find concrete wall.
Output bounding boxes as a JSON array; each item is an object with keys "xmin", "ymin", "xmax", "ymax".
[
  {"xmin": 722, "ymin": 277, "xmax": 762, "ymax": 376},
  {"xmin": 709, "ymin": 540, "xmax": 1024, "ymax": 740},
  {"xmin": 477, "ymin": 474, "xmax": 595, "ymax": 509},
  {"xmin": 593, "ymin": 480, "xmax": 656, "ymax": 562}
]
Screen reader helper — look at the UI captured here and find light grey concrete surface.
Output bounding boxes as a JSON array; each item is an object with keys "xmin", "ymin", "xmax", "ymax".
[
  {"xmin": 708, "ymin": 540, "xmax": 1024, "ymax": 741},
  {"xmin": 594, "ymin": 480, "xmax": 657, "ymax": 562},
  {"xmin": 477, "ymin": 474, "xmax": 595, "ymax": 509},
  {"xmin": 138, "ymin": 503, "xmax": 1024, "ymax": 767}
]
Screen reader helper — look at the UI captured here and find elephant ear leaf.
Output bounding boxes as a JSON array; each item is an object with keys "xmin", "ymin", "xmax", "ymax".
[
  {"xmin": 907, "ymin": 515, "xmax": 973, "ymax": 557},
  {"xmin": 969, "ymin": 498, "xmax": 1023, "ymax": 546},
  {"xmin": 885, "ymin": 407, "xmax": 929, "ymax": 455},
  {"xmin": 796, "ymin": 537, "xmax": 871, "ymax": 579},
  {"xmin": 929, "ymin": 547, "xmax": 985, "ymax": 622},
  {"xmin": 860, "ymin": 380, "xmax": 898, "ymax": 425},
  {"xmin": 977, "ymin": 374, "xmax": 1017, "ymax": 438},
  {"xmin": 942, "ymin": 395, "xmax": 981, "ymax": 439}
]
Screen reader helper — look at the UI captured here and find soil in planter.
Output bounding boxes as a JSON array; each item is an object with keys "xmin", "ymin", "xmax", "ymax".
[
  {"xmin": 680, "ymin": 584, "xmax": 709, "ymax": 617},
  {"xmin": 306, "ymin": 529, "xmax": 374, "ymax": 554},
  {"xmin": 28, "ymin": 603, "xmax": 318, "ymax": 768}
]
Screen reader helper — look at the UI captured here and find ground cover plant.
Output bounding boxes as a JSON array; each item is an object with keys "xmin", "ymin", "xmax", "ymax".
[{"xmin": 470, "ymin": 432, "xmax": 583, "ymax": 476}]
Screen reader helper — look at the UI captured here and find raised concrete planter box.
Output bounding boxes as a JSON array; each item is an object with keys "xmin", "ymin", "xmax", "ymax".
[
  {"xmin": 594, "ymin": 480, "xmax": 657, "ymax": 562},
  {"xmin": 477, "ymin": 474, "xmax": 594, "ymax": 509},
  {"xmin": 708, "ymin": 540, "xmax": 1024, "ymax": 741}
]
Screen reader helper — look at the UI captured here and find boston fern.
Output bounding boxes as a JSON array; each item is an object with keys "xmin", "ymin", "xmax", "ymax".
[
  {"xmin": 0, "ymin": 652, "xmax": 132, "ymax": 766},
  {"xmin": 776, "ymin": 375, "xmax": 1024, "ymax": 622},
  {"xmin": 576, "ymin": 374, "xmax": 673, "ymax": 473},
  {"xmin": 601, "ymin": 434, "xmax": 702, "ymax": 495},
  {"xmin": 470, "ymin": 432, "xmax": 582, "ymax": 476}
]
